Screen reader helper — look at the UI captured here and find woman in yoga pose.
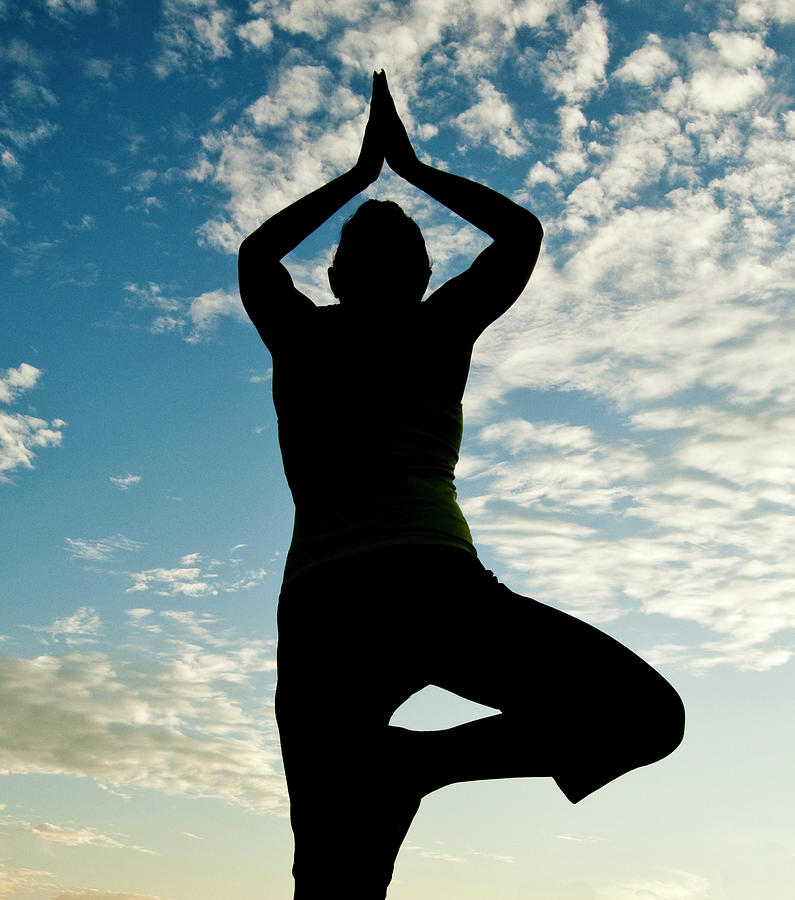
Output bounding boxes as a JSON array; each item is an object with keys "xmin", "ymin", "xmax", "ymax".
[{"xmin": 239, "ymin": 71, "xmax": 684, "ymax": 900}]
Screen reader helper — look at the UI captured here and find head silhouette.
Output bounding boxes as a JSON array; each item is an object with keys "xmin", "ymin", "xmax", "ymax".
[{"xmin": 328, "ymin": 199, "xmax": 432, "ymax": 308}]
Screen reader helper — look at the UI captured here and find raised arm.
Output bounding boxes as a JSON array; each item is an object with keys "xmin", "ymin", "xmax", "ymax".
[
  {"xmin": 376, "ymin": 71, "xmax": 543, "ymax": 337},
  {"xmin": 238, "ymin": 74, "xmax": 384, "ymax": 349}
]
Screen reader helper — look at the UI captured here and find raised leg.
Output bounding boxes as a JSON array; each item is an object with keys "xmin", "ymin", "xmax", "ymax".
[{"xmin": 390, "ymin": 569, "xmax": 685, "ymax": 804}]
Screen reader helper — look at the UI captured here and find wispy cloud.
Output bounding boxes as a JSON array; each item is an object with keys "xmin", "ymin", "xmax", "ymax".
[
  {"xmin": 65, "ymin": 535, "xmax": 144, "ymax": 561},
  {"xmin": 28, "ymin": 822, "xmax": 155, "ymax": 855},
  {"xmin": 0, "ymin": 611, "xmax": 283, "ymax": 812},
  {"xmin": 110, "ymin": 473, "xmax": 142, "ymax": 491},
  {"xmin": 404, "ymin": 840, "xmax": 517, "ymax": 865},
  {"xmin": 125, "ymin": 282, "xmax": 246, "ymax": 342},
  {"xmin": 25, "ymin": 606, "xmax": 101, "ymax": 646},
  {"xmin": 0, "ymin": 861, "xmax": 56, "ymax": 899},
  {"xmin": 461, "ymin": 402, "xmax": 795, "ymax": 669},
  {"xmin": 125, "ymin": 550, "xmax": 267, "ymax": 598},
  {"xmin": 41, "ymin": 0, "xmax": 100, "ymax": 17},
  {"xmin": 403, "ymin": 841, "xmax": 466, "ymax": 863},
  {"xmin": 152, "ymin": 0, "xmax": 234, "ymax": 78}
]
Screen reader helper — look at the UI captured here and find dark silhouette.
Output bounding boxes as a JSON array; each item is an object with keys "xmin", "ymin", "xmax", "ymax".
[{"xmin": 239, "ymin": 71, "xmax": 684, "ymax": 900}]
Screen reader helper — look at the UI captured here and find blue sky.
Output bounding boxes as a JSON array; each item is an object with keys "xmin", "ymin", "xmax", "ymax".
[{"xmin": 1, "ymin": 1, "xmax": 794, "ymax": 898}]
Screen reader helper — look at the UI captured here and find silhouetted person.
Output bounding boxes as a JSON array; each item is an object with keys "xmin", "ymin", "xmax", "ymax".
[{"xmin": 239, "ymin": 71, "xmax": 684, "ymax": 900}]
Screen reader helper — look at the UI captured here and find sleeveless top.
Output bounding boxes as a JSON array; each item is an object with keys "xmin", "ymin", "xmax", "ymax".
[{"xmin": 271, "ymin": 303, "xmax": 477, "ymax": 584}]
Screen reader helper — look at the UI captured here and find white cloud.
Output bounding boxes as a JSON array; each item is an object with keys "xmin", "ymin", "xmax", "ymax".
[
  {"xmin": 83, "ymin": 57, "xmax": 113, "ymax": 81},
  {"xmin": 185, "ymin": 289, "xmax": 247, "ymax": 341},
  {"xmin": 710, "ymin": 30, "xmax": 773, "ymax": 69},
  {"xmin": 735, "ymin": 0, "xmax": 795, "ymax": 25},
  {"xmin": 466, "ymin": 188, "xmax": 790, "ymax": 416},
  {"xmin": 689, "ymin": 66, "xmax": 767, "ymax": 114},
  {"xmin": 193, "ymin": 8, "xmax": 232, "ymax": 58},
  {"xmin": 403, "ymin": 840, "xmax": 465, "ymax": 863},
  {"xmin": 459, "ymin": 396, "xmax": 795, "ymax": 668},
  {"xmin": 269, "ymin": 0, "xmax": 380, "ymax": 41},
  {"xmin": 540, "ymin": 1, "xmax": 609, "ymax": 103},
  {"xmin": 29, "ymin": 822, "xmax": 155, "ymax": 854},
  {"xmin": 153, "ymin": 0, "xmax": 234, "ymax": 77},
  {"xmin": 236, "ymin": 17, "xmax": 273, "ymax": 50},
  {"xmin": 527, "ymin": 160, "xmax": 562, "ymax": 186},
  {"xmin": 69, "ymin": 541, "xmax": 267, "ymax": 605},
  {"xmin": 125, "ymin": 282, "xmax": 246, "ymax": 341},
  {"xmin": 0, "ymin": 120, "xmax": 59, "ymax": 148},
  {"xmin": 126, "ymin": 566, "xmax": 219, "ymax": 598},
  {"xmin": 2, "ymin": 37, "xmax": 45, "ymax": 70},
  {"xmin": 454, "ymin": 79, "xmax": 527, "ymax": 158},
  {"xmin": 0, "ymin": 411, "xmax": 65, "ymax": 480},
  {"xmin": 11, "ymin": 74, "xmax": 58, "ymax": 107},
  {"xmin": 614, "ymin": 34, "xmax": 677, "ymax": 86},
  {"xmin": 27, "ymin": 607, "xmax": 101, "ymax": 646},
  {"xmin": 125, "ymin": 551, "xmax": 268, "ymax": 597},
  {"xmin": 553, "ymin": 104, "xmax": 588, "ymax": 175},
  {"xmin": 0, "ymin": 205, "xmax": 15, "ymax": 236},
  {"xmin": 110, "ymin": 473, "xmax": 142, "ymax": 491},
  {"xmin": 65, "ymin": 535, "xmax": 144, "ymax": 561},
  {"xmin": 0, "ymin": 619, "xmax": 283, "ymax": 812},
  {"xmin": 0, "ymin": 862, "xmax": 56, "ymax": 899},
  {"xmin": 191, "ymin": 112, "xmax": 366, "ymax": 253},
  {"xmin": 186, "ymin": 2, "xmax": 587, "ymax": 253},
  {"xmin": 562, "ymin": 108, "xmax": 693, "ymax": 225},
  {"xmin": 44, "ymin": 0, "xmax": 98, "ymax": 14},
  {"xmin": 0, "ymin": 362, "xmax": 40, "ymax": 404},
  {"xmin": 1, "ymin": 148, "xmax": 21, "ymax": 172},
  {"xmin": 469, "ymin": 849, "xmax": 516, "ymax": 863},
  {"xmin": 124, "ymin": 281, "xmax": 182, "ymax": 311},
  {"xmin": 247, "ymin": 64, "xmax": 329, "ymax": 129},
  {"xmin": 660, "ymin": 30, "xmax": 775, "ymax": 119}
]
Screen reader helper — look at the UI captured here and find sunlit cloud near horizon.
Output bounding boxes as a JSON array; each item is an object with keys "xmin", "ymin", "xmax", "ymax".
[{"xmin": 2, "ymin": 1, "xmax": 794, "ymax": 899}]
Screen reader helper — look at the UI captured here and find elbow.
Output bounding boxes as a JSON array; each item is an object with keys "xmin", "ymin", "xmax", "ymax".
[
  {"xmin": 238, "ymin": 234, "xmax": 254, "ymax": 260},
  {"xmin": 527, "ymin": 212, "xmax": 544, "ymax": 242},
  {"xmin": 505, "ymin": 211, "xmax": 543, "ymax": 249}
]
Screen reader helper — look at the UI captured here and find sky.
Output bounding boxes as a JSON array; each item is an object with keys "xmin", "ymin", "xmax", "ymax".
[{"xmin": 1, "ymin": 0, "xmax": 794, "ymax": 898}]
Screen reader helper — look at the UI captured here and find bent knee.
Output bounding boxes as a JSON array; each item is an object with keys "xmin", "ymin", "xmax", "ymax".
[{"xmin": 634, "ymin": 674, "xmax": 685, "ymax": 765}]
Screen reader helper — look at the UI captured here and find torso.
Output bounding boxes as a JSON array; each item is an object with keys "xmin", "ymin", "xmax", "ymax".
[
  {"xmin": 272, "ymin": 302, "xmax": 477, "ymax": 581},
  {"xmin": 271, "ymin": 303, "xmax": 473, "ymax": 415}
]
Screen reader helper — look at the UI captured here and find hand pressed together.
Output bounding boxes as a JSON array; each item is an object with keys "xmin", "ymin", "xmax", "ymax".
[{"xmin": 354, "ymin": 70, "xmax": 420, "ymax": 185}]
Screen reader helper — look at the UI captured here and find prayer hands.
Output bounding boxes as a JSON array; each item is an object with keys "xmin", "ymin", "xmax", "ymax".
[
  {"xmin": 354, "ymin": 70, "xmax": 420, "ymax": 185},
  {"xmin": 354, "ymin": 71, "xmax": 385, "ymax": 185},
  {"xmin": 374, "ymin": 70, "xmax": 419, "ymax": 178}
]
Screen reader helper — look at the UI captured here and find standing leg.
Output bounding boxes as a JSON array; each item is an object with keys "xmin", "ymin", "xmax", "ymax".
[{"xmin": 275, "ymin": 556, "xmax": 431, "ymax": 900}]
